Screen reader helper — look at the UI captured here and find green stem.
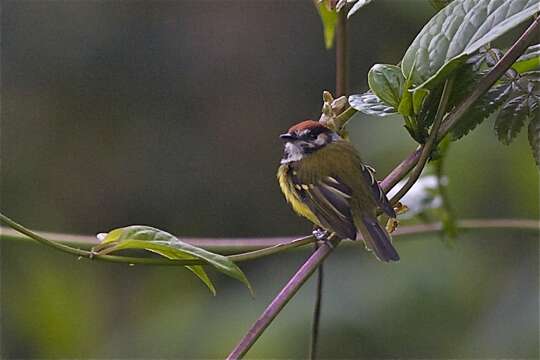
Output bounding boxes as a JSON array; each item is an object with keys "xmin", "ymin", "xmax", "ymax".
[
  {"xmin": 389, "ymin": 76, "xmax": 454, "ymax": 205},
  {"xmin": 333, "ymin": 105, "xmax": 358, "ymax": 133},
  {"xmin": 0, "ymin": 213, "xmax": 204, "ymax": 266},
  {"xmin": 228, "ymin": 235, "xmax": 315, "ymax": 262},
  {"xmin": 335, "ymin": 9, "xmax": 348, "ymax": 96},
  {"xmin": 0, "ymin": 212, "xmax": 315, "ymax": 266}
]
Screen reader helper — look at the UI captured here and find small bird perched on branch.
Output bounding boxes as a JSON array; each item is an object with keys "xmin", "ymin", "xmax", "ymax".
[{"xmin": 277, "ymin": 120, "xmax": 399, "ymax": 262}]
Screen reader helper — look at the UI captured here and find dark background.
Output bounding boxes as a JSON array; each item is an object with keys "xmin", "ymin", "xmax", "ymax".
[{"xmin": 1, "ymin": 1, "xmax": 538, "ymax": 358}]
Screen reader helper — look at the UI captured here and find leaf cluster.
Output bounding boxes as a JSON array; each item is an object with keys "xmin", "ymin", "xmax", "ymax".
[{"xmin": 348, "ymin": 0, "xmax": 539, "ymax": 164}]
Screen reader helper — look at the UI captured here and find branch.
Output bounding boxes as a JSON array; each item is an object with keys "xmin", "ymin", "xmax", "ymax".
[
  {"xmin": 389, "ymin": 76, "xmax": 454, "ymax": 204},
  {"xmin": 226, "ymin": 217, "xmax": 539, "ymax": 358},
  {"xmin": 309, "ymin": 242, "xmax": 324, "ymax": 360},
  {"xmin": 2, "ymin": 218, "xmax": 538, "ymax": 249},
  {"xmin": 335, "ymin": 9, "xmax": 348, "ymax": 96},
  {"xmin": 0, "ymin": 212, "xmax": 315, "ymax": 266},
  {"xmin": 226, "ymin": 237, "xmax": 341, "ymax": 360}
]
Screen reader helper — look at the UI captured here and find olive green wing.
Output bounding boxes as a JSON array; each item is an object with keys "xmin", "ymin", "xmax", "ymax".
[
  {"xmin": 291, "ymin": 174, "xmax": 357, "ymax": 240},
  {"xmin": 359, "ymin": 164, "xmax": 396, "ymax": 218}
]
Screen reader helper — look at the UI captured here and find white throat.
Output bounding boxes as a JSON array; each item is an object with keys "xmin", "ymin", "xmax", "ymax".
[{"xmin": 280, "ymin": 142, "xmax": 304, "ymax": 164}]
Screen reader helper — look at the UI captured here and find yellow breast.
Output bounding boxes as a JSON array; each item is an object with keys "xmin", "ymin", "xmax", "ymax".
[{"xmin": 277, "ymin": 164, "xmax": 321, "ymax": 226}]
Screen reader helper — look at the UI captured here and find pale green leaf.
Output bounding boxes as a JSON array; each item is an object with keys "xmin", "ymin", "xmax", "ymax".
[
  {"xmin": 186, "ymin": 266, "xmax": 217, "ymax": 296},
  {"xmin": 316, "ymin": 2, "xmax": 339, "ymax": 49},
  {"xmin": 368, "ymin": 64, "xmax": 405, "ymax": 108},
  {"xmin": 150, "ymin": 246, "xmax": 216, "ymax": 295},
  {"xmin": 513, "ymin": 44, "xmax": 540, "ymax": 73},
  {"xmin": 402, "ymin": 0, "xmax": 539, "ymax": 90},
  {"xmin": 96, "ymin": 226, "xmax": 253, "ymax": 295}
]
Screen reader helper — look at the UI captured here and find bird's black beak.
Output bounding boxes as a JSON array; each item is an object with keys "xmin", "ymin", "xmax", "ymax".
[{"xmin": 280, "ymin": 133, "xmax": 296, "ymax": 141}]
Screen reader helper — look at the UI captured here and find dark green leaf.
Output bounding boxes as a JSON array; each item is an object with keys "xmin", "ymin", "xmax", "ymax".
[
  {"xmin": 495, "ymin": 94, "xmax": 533, "ymax": 144},
  {"xmin": 513, "ymin": 44, "xmax": 540, "ymax": 74},
  {"xmin": 417, "ymin": 85, "xmax": 444, "ymax": 129},
  {"xmin": 95, "ymin": 226, "xmax": 253, "ymax": 295},
  {"xmin": 149, "ymin": 245, "xmax": 216, "ymax": 295},
  {"xmin": 348, "ymin": 92, "xmax": 397, "ymax": 116},
  {"xmin": 521, "ymin": 70, "xmax": 540, "ymax": 84},
  {"xmin": 368, "ymin": 64, "xmax": 405, "ymax": 108},
  {"xmin": 316, "ymin": 2, "xmax": 339, "ymax": 49},
  {"xmin": 450, "ymin": 80, "xmax": 514, "ymax": 140},
  {"xmin": 402, "ymin": 0, "xmax": 539, "ymax": 90},
  {"xmin": 528, "ymin": 110, "xmax": 540, "ymax": 167}
]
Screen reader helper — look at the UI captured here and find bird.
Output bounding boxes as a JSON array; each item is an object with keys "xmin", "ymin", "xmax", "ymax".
[{"xmin": 277, "ymin": 120, "xmax": 399, "ymax": 262}]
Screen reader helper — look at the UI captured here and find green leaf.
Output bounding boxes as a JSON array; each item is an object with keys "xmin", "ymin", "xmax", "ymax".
[
  {"xmin": 528, "ymin": 109, "xmax": 540, "ymax": 167},
  {"xmin": 417, "ymin": 85, "xmax": 444, "ymax": 129},
  {"xmin": 412, "ymin": 87, "xmax": 430, "ymax": 115},
  {"xmin": 348, "ymin": 91, "xmax": 397, "ymax": 116},
  {"xmin": 368, "ymin": 64, "xmax": 405, "ymax": 108},
  {"xmin": 95, "ymin": 226, "xmax": 253, "ymax": 295},
  {"xmin": 316, "ymin": 2, "xmax": 339, "ymax": 49},
  {"xmin": 402, "ymin": 0, "xmax": 539, "ymax": 90},
  {"xmin": 513, "ymin": 44, "xmax": 540, "ymax": 73},
  {"xmin": 397, "ymin": 91, "xmax": 413, "ymax": 116},
  {"xmin": 450, "ymin": 80, "xmax": 514, "ymax": 140},
  {"xmin": 149, "ymin": 245, "xmax": 216, "ymax": 295},
  {"xmin": 347, "ymin": 0, "xmax": 375, "ymax": 18},
  {"xmin": 186, "ymin": 266, "xmax": 216, "ymax": 296},
  {"xmin": 494, "ymin": 94, "xmax": 530, "ymax": 144},
  {"xmin": 397, "ymin": 60, "xmax": 417, "ymax": 117}
]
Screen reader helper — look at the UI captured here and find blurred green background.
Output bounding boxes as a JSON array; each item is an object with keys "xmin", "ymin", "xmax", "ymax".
[{"xmin": 1, "ymin": 1, "xmax": 538, "ymax": 358}]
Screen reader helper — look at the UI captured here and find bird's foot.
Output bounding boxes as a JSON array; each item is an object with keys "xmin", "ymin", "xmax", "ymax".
[
  {"xmin": 393, "ymin": 201, "xmax": 409, "ymax": 216},
  {"xmin": 312, "ymin": 227, "xmax": 329, "ymax": 241},
  {"xmin": 312, "ymin": 227, "xmax": 337, "ymax": 249},
  {"xmin": 386, "ymin": 218, "xmax": 399, "ymax": 234}
]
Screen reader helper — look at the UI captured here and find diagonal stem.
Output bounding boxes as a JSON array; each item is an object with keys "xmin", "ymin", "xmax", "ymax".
[
  {"xmin": 389, "ymin": 76, "xmax": 454, "ymax": 205},
  {"xmin": 226, "ymin": 237, "xmax": 341, "ymax": 360}
]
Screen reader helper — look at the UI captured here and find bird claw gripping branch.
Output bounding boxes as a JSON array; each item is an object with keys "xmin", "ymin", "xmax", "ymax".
[
  {"xmin": 394, "ymin": 202, "xmax": 409, "ymax": 216},
  {"xmin": 385, "ymin": 218, "xmax": 399, "ymax": 234},
  {"xmin": 385, "ymin": 202, "xmax": 408, "ymax": 234},
  {"xmin": 312, "ymin": 226, "xmax": 330, "ymax": 241}
]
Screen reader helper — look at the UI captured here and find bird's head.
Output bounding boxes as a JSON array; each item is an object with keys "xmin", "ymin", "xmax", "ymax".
[{"xmin": 280, "ymin": 120, "xmax": 341, "ymax": 164}]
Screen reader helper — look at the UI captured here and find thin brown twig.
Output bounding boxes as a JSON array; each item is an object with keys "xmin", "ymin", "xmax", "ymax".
[{"xmin": 309, "ymin": 242, "xmax": 324, "ymax": 360}]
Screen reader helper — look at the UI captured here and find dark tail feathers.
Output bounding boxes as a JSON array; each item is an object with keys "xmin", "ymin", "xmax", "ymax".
[{"xmin": 357, "ymin": 215, "xmax": 399, "ymax": 262}]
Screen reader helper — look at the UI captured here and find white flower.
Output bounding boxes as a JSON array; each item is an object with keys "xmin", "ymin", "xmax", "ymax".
[{"xmin": 387, "ymin": 175, "xmax": 446, "ymax": 219}]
